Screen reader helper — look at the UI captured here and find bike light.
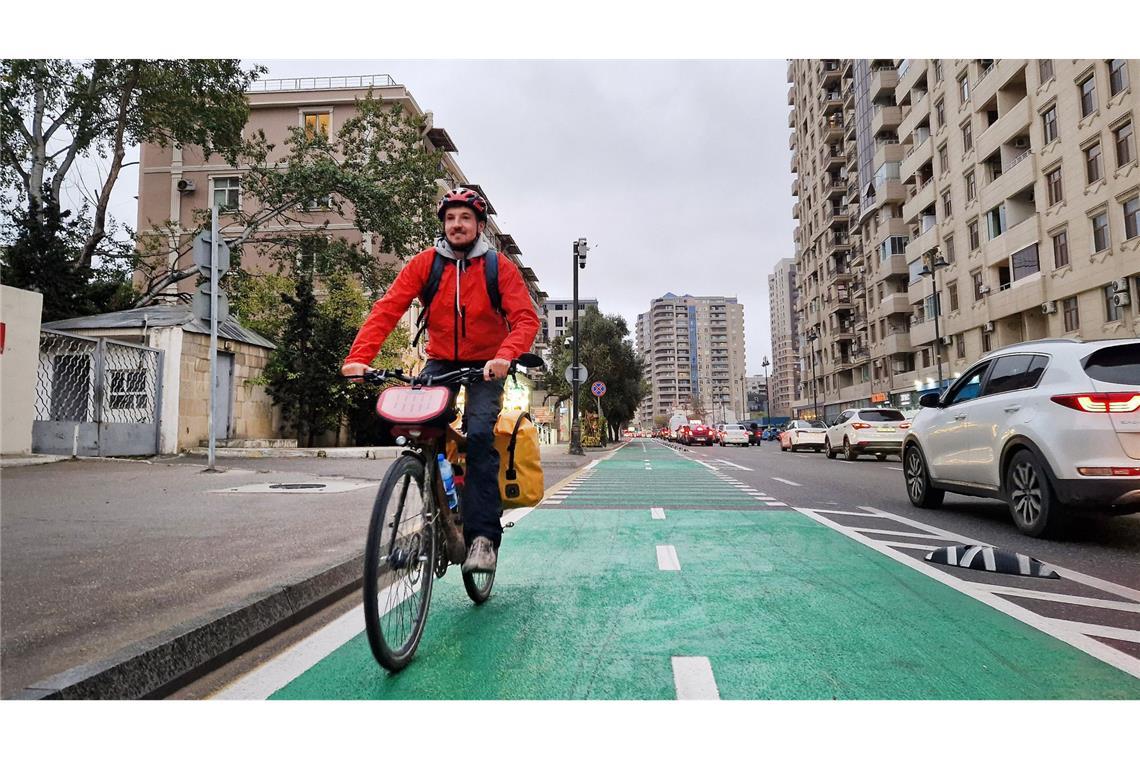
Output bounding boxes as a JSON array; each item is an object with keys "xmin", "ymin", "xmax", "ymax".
[
  {"xmin": 1051, "ymin": 393, "xmax": 1140, "ymax": 413},
  {"xmin": 1077, "ymin": 467, "xmax": 1140, "ymax": 476}
]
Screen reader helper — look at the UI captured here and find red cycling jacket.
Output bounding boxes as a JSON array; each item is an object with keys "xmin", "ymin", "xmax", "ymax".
[{"xmin": 344, "ymin": 244, "xmax": 540, "ymax": 366}]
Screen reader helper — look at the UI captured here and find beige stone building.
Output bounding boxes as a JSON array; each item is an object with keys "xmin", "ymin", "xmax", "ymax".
[
  {"xmin": 787, "ymin": 59, "xmax": 1139, "ymax": 421},
  {"xmin": 767, "ymin": 256, "xmax": 800, "ymax": 418},
  {"xmin": 636, "ymin": 293, "xmax": 747, "ymax": 427}
]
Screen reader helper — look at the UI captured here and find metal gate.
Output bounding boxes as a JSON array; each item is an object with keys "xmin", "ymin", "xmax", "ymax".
[{"xmin": 33, "ymin": 330, "xmax": 164, "ymax": 456}]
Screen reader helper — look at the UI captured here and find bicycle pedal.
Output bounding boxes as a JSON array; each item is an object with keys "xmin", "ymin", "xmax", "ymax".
[{"xmin": 503, "ymin": 521, "xmax": 516, "ymax": 529}]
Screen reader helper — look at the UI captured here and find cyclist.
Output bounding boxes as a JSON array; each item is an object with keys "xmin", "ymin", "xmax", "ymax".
[{"xmin": 341, "ymin": 187, "xmax": 540, "ymax": 573}]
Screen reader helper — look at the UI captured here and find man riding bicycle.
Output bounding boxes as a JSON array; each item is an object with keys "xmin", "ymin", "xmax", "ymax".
[{"xmin": 341, "ymin": 187, "xmax": 540, "ymax": 573}]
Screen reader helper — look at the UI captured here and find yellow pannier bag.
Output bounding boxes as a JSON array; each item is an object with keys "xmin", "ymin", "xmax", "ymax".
[{"xmin": 493, "ymin": 410, "xmax": 544, "ymax": 507}]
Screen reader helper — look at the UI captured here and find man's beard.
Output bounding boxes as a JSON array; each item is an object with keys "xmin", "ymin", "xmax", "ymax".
[{"xmin": 448, "ymin": 230, "xmax": 477, "ymax": 253}]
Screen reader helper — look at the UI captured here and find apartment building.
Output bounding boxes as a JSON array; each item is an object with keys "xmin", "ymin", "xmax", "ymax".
[
  {"xmin": 135, "ymin": 74, "xmax": 546, "ymax": 332},
  {"xmin": 788, "ymin": 59, "xmax": 1139, "ymax": 421},
  {"xmin": 540, "ymin": 298, "xmax": 599, "ymax": 344},
  {"xmin": 767, "ymin": 256, "xmax": 800, "ymax": 418},
  {"xmin": 636, "ymin": 292, "xmax": 747, "ymax": 428}
]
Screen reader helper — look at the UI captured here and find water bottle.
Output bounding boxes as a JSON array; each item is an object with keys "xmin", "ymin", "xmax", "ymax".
[{"xmin": 438, "ymin": 454, "xmax": 459, "ymax": 512}]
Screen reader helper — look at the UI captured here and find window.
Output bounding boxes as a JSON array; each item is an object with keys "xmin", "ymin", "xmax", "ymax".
[
  {"xmin": 958, "ymin": 72, "xmax": 969, "ymax": 104},
  {"xmin": 945, "ymin": 361, "xmax": 989, "ymax": 406},
  {"xmin": 986, "ymin": 205, "xmax": 1006, "ymax": 239},
  {"xmin": 962, "ymin": 120, "xmax": 973, "ymax": 152},
  {"xmin": 944, "ymin": 235, "xmax": 956, "ymax": 263},
  {"xmin": 972, "ymin": 270, "xmax": 984, "ymax": 301},
  {"xmin": 1079, "ymin": 75, "xmax": 1097, "ymax": 117},
  {"xmin": 935, "ymin": 98, "xmax": 945, "ymax": 129},
  {"xmin": 1045, "ymin": 166, "xmax": 1064, "ymax": 206},
  {"xmin": 211, "ymin": 176, "xmax": 240, "ymax": 212},
  {"xmin": 938, "ymin": 143, "xmax": 949, "ymax": 174},
  {"xmin": 1011, "ymin": 244, "xmax": 1040, "ymax": 281},
  {"xmin": 982, "ymin": 332, "xmax": 992, "ymax": 353},
  {"xmin": 1062, "ymin": 296, "xmax": 1079, "ymax": 331},
  {"xmin": 1092, "ymin": 211, "xmax": 1110, "ymax": 252},
  {"xmin": 1039, "ymin": 59, "xmax": 1054, "ymax": 83},
  {"xmin": 956, "ymin": 335, "xmax": 966, "ymax": 359},
  {"xmin": 1052, "ymin": 229, "xmax": 1070, "ymax": 267},
  {"xmin": 965, "ymin": 170, "xmax": 976, "ymax": 201},
  {"xmin": 1084, "ymin": 142, "xmax": 1103, "ymax": 183},
  {"xmin": 555, "ymin": 316, "xmax": 565, "ymax": 327},
  {"xmin": 934, "ymin": 60, "xmax": 944, "ymax": 83},
  {"xmin": 1115, "ymin": 121, "xmax": 1135, "ymax": 166},
  {"xmin": 304, "ymin": 112, "xmax": 330, "ymax": 138},
  {"xmin": 968, "ymin": 219, "xmax": 980, "ymax": 250},
  {"xmin": 1125, "ymin": 196, "xmax": 1140, "ymax": 240},
  {"xmin": 1109, "ymin": 59, "xmax": 1130, "ymax": 96},
  {"xmin": 1106, "ymin": 284, "xmax": 1123, "ymax": 321},
  {"xmin": 984, "ymin": 355, "xmax": 1048, "ymax": 395},
  {"xmin": 1042, "ymin": 106, "xmax": 1059, "ymax": 143},
  {"xmin": 948, "ymin": 281, "xmax": 959, "ymax": 311},
  {"xmin": 942, "ymin": 189, "xmax": 953, "ymax": 217}
]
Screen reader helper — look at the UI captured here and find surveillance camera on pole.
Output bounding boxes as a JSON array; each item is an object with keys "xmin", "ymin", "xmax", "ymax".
[{"xmin": 570, "ymin": 237, "xmax": 589, "ymax": 455}]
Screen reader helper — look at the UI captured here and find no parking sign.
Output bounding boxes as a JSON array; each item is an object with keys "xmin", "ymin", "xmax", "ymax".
[{"xmin": 591, "ymin": 381, "xmax": 606, "ymax": 397}]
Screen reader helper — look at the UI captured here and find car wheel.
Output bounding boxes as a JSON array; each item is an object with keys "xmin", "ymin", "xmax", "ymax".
[
  {"xmin": 824, "ymin": 439, "xmax": 836, "ymax": 459},
  {"xmin": 1005, "ymin": 449, "xmax": 1063, "ymax": 538},
  {"xmin": 843, "ymin": 437, "xmax": 858, "ymax": 461},
  {"xmin": 904, "ymin": 445, "xmax": 944, "ymax": 509}
]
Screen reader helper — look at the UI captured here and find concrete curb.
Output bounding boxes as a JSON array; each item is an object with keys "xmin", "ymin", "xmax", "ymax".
[
  {"xmin": 0, "ymin": 454, "xmax": 70, "ymax": 468},
  {"xmin": 16, "ymin": 553, "xmax": 364, "ymax": 700},
  {"xmin": 185, "ymin": 446, "xmax": 400, "ymax": 460}
]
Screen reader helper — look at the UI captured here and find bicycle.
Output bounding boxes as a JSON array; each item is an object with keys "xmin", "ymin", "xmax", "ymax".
[{"xmin": 352, "ymin": 353, "xmax": 543, "ymax": 672}]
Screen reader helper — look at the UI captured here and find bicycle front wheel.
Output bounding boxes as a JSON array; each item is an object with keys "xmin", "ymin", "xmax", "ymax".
[
  {"xmin": 460, "ymin": 489, "xmax": 496, "ymax": 605},
  {"xmin": 363, "ymin": 454, "xmax": 437, "ymax": 672}
]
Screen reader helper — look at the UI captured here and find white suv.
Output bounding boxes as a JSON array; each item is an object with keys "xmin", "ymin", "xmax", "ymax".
[
  {"xmin": 824, "ymin": 407, "xmax": 909, "ymax": 461},
  {"xmin": 902, "ymin": 338, "xmax": 1140, "ymax": 537}
]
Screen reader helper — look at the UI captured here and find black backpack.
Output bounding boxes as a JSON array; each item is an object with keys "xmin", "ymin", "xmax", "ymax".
[{"xmin": 413, "ymin": 249, "xmax": 506, "ymax": 346}]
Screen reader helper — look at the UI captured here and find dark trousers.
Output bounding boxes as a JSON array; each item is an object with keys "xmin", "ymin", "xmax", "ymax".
[{"xmin": 422, "ymin": 360, "xmax": 504, "ymax": 548}]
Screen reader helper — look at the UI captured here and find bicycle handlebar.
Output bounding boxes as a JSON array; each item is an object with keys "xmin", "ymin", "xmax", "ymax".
[{"xmin": 349, "ymin": 361, "xmax": 519, "ymax": 387}]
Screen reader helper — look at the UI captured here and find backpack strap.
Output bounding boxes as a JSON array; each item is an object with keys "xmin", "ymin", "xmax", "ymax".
[
  {"xmin": 413, "ymin": 251, "xmax": 448, "ymax": 346},
  {"xmin": 484, "ymin": 250, "xmax": 507, "ymax": 322},
  {"xmin": 505, "ymin": 411, "xmax": 531, "ymax": 480}
]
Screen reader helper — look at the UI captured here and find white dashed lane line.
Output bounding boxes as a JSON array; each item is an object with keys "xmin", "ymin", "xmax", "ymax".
[
  {"xmin": 771, "ymin": 477, "xmax": 802, "ymax": 487},
  {"xmin": 672, "ymin": 656, "xmax": 720, "ymax": 700}
]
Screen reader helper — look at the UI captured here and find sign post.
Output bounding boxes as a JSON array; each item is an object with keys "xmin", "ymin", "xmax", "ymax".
[
  {"xmin": 193, "ymin": 214, "xmax": 232, "ymax": 472},
  {"xmin": 591, "ymin": 381, "xmax": 606, "ymax": 446}
]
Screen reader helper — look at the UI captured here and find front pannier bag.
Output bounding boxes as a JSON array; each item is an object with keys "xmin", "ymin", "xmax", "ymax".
[{"xmin": 493, "ymin": 410, "xmax": 544, "ymax": 507}]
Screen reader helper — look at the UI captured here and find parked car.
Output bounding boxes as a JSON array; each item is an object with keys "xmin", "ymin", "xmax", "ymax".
[
  {"xmin": 720, "ymin": 423, "xmax": 750, "ymax": 446},
  {"xmin": 902, "ymin": 338, "xmax": 1140, "ymax": 538},
  {"xmin": 779, "ymin": 419, "xmax": 827, "ymax": 452},
  {"xmin": 689, "ymin": 423, "xmax": 714, "ymax": 446},
  {"xmin": 824, "ymin": 407, "xmax": 910, "ymax": 461}
]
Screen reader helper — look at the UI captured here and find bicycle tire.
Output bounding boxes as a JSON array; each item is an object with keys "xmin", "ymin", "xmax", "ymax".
[{"xmin": 363, "ymin": 453, "xmax": 437, "ymax": 672}]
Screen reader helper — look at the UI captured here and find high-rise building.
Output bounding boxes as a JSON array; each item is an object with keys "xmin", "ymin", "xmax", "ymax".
[
  {"xmin": 636, "ymin": 293, "xmax": 746, "ymax": 428},
  {"xmin": 789, "ymin": 59, "xmax": 1139, "ymax": 420},
  {"xmin": 767, "ymin": 257, "xmax": 800, "ymax": 418},
  {"xmin": 539, "ymin": 298, "xmax": 599, "ymax": 345}
]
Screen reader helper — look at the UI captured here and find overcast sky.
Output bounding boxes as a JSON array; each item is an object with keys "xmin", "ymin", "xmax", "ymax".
[{"xmin": 235, "ymin": 59, "xmax": 793, "ymax": 375}]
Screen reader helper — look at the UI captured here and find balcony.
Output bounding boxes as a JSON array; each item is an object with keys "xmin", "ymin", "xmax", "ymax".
[
  {"xmin": 895, "ymin": 60, "xmax": 923, "ymax": 102},
  {"xmin": 824, "ymin": 177, "xmax": 847, "ymax": 200},
  {"xmin": 900, "ymin": 133, "xmax": 934, "ymax": 184},
  {"xmin": 826, "ymin": 204, "xmax": 850, "ymax": 227},
  {"xmin": 970, "ymin": 60, "xmax": 1025, "ymax": 115},
  {"xmin": 975, "ymin": 96, "xmax": 1031, "ymax": 162},
  {"xmin": 793, "ymin": 201, "xmax": 800, "ymax": 219},
  {"xmin": 821, "ymin": 90, "xmax": 843, "ymax": 114},
  {"xmin": 787, "ymin": 85, "xmax": 795, "ymax": 106},
  {"xmin": 876, "ymin": 178, "xmax": 909, "ymax": 205},
  {"xmin": 879, "ymin": 292, "xmax": 911, "ymax": 316},
  {"xmin": 881, "ymin": 330, "xmax": 912, "ymax": 355},
  {"xmin": 821, "ymin": 145, "xmax": 845, "ymax": 171},
  {"xmin": 902, "ymin": 178, "xmax": 936, "ymax": 224},
  {"xmin": 978, "ymin": 148, "xmax": 1035, "ymax": 212},
  {"xmin": 872, "ymin": 105, "xmax": 903, "ymax": 136},
  {"xmin": 905, "ymin": 220, "xmax": 940, "ymax": 260},
  {"xmin": 788, "ymin": 108, "xmax": 796, "ymax": 128},
  {"xmin": 820, "ymin": 60, "xmax": 841, "ymax": 87},
  {"xmin": 898, "ymin": 93, "xmax": 930, "ymax": 142},
  {"xmin": 909, "ymin": 317, "xmax": 937, "ymax": 347},
  {"xmin": 983, "ymin": 216, "xmax": 1040, "ymax": 270},
  {"xmin": 985, "ymin": 272, "xmax": 1047, "ymax": 321},
  {"xmin": 789, "ymin": 131, "xmax": 797, "ymax": 151},
  {"xmin": 871, "ymin": 67, "xmax": 900, "ymax": 99},
  {"xmin": 791, "ymin": 177, "xmax": 800, "ymax": 196},
  {"xmin": 821, "ymin": 117, "xmax": 844, "ymax": 143}
]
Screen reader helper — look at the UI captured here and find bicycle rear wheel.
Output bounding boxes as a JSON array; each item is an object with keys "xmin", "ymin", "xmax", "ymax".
[{"xmin": 363, "ymin": 454, "xmax": 437, "ymax": 671}]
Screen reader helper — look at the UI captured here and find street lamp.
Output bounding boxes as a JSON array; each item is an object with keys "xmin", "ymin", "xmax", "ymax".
[
  {"xmin": 806, "ymin": 327, "xmax": 820, "ymax": 421},
  {"xmin": 569, "ymin": 238, "xmax": 588, "ymax": 456},
  {"xmin": 918, "ymin": 247, "xmax": 950, "ymax": 392},
  {"xmin": 761, "ymin": 356, "xmax": 770, "ymax": 427}
]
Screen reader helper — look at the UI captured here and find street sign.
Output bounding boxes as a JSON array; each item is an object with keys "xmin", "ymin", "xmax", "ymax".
[
  {"xmin": 564, "ymin": 363, "xmax": 588, "ymax": 384},
  {"xmin": 591, "ymin": 381, "xmax": 606, "ymax": 397},
  {"xmin": 192, "ymin": 282, "xmax": 229, "ymax": 323},
  {"xmin": 192, "ymin": 230, "xmax": 231, "ymax": 278}
]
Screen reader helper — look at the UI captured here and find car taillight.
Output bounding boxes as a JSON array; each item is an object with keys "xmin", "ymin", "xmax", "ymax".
[
  {"xmin": 1051, "ymin": 393, "xmax": 1140, "ymax": 413},
  {"xmin": 1078, "ymin": 467, "xmax": 1140, "ymax": 476},
  {"xmin": 851, "ymin": 423, "xmax": 871, "ymax": 430},
  {"xmin": 899, "ymin": 422, "xmax": 911, "ymax": 429}
]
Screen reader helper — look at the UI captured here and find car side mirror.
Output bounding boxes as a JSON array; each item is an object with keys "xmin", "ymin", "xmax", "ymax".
[{"xmin": 919, "ymin": 392, "xmax": 941, "ymax": 408}]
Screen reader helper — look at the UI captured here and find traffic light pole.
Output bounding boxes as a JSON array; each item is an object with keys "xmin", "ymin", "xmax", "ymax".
[{"xmin": 569, "ymin": 240, "xmax": 583, "ymax": 455}]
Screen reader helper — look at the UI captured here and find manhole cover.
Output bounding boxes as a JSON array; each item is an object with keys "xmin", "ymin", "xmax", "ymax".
[
  {"xmin": 214, "ymin": 480, "xmax": 377, "ymax": 494},
  {"xmin": 269, "ymin": 483, "xmax": 327, "ymax": 490}
]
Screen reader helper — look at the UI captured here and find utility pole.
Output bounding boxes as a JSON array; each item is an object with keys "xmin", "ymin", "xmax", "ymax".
[{"xmin": 569, "ymin": 238, "xmax": 588, "ymax": 455}]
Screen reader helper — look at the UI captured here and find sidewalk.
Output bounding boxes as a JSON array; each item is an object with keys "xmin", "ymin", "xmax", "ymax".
[{"xmin": 0, "ymin": 442, "xmax": 614, "ymax": 698}]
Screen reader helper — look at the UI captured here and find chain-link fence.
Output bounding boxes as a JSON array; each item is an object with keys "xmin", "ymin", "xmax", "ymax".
[{"xmin": 33, "ymin": 330, "xmax": 163, "ymax": 456}]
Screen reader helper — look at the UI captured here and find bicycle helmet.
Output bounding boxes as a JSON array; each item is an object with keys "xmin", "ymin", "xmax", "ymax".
[{"xmin": 437, "ymin": 187, "xmax": 489, "ymax": 222}]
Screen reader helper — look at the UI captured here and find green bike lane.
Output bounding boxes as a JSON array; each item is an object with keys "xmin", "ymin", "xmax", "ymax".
[{"xmin": 236, "ymin": 441, "xmax": 1140, "ymax": 699}]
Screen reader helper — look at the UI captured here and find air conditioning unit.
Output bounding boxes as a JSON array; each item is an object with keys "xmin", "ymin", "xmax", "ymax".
[
  {"xmin": 176, "ymin": 179, "xmax": 196, "ymax": 193},
  {"xmin": 1112, "ymin": 278, "xmax": 1130, "ymax": 294},
  {"xmin": 940, "ymin": 336, "xmax": 954, "ymax": 346},
  {"xmin": 978, "ymin": 285, "xmax": 991, "ymax": 294},
  {"xmin": 1114, "ymin": 292, "xmax": 1132, "ymax": 307},
  {"xmin": 1042, "ymin": 301, "xmax": 1057, "ymax": 315},
  {"xmin": 1012, "ymin": 136, "xmax": 1030, "ymax": 149},
  {"xmin": 982, "ymin": 321, "xmax": 995, "ymax": 333}
]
